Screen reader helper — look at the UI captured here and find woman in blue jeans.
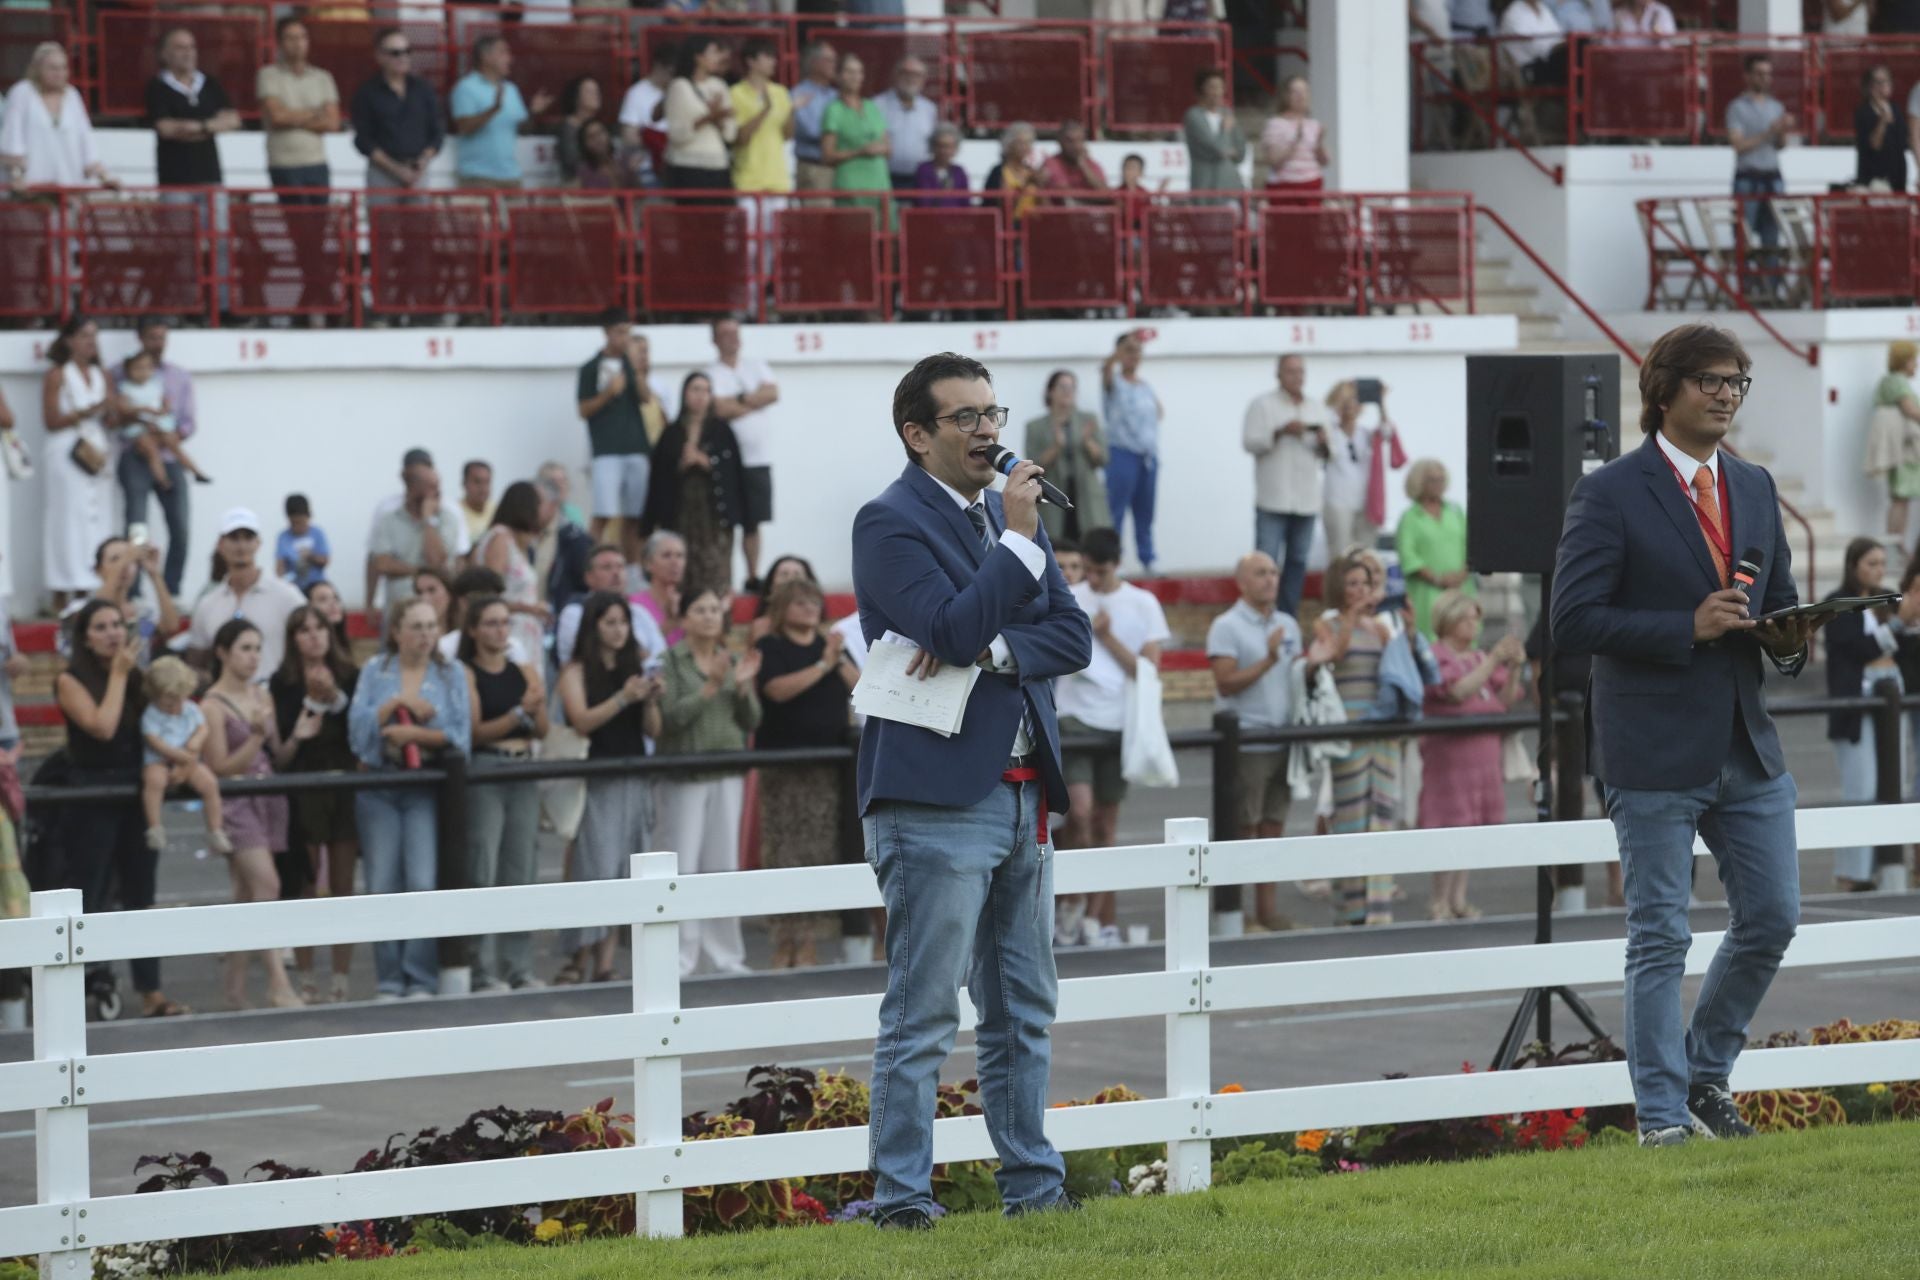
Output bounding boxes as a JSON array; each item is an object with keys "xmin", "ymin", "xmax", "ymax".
[{"xmin": 347, "ymin": 595, "xmax": 471, "ymax": 999}]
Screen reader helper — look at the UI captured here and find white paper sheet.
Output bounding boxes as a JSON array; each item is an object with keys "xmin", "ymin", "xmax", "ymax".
[{"xmin": 851, "ymin": 633, "xmax": 981, "ymax": 737}]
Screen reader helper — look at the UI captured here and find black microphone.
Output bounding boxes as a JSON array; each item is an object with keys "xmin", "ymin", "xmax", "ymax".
[
  {"xmin": 985, "ymin": 445, "xmax": 1074, "ymax": 510},
  {"xmin": 1733, "ymin": 547, "xmax": 1763, "ymax": 599}
]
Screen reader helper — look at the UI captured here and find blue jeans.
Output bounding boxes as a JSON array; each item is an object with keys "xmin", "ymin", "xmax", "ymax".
[
  {"xmin": 356, "ymin": 788, "xmax": 440, "ymax": 996},
  {"xmin": 863, "ymin": 780, "xmax": 1066, "ymax": 1217},
  {"xmin": 1603, "ymin": 735, "xmax": 1799, "ymax": 1132},
  {"xmin": 1831, "ymin": 726, "xmax": 1880, "ymax": 885},
  {"xmin": 116, "ymin": 449, "xmax": 189, "ymax": 595},
  {"xmin": 1105, "ymin": 447, "xmax": 1157, "ymax": 571},
  {"xmin": 1255, "ymin": 509, "xmax": 1317, "ymax": 618}
]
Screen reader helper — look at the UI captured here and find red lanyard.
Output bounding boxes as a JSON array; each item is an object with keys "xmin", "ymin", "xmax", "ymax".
[{"xmin": 1660, "ymin": 448, "xmax": 1730, "ymax": 562}]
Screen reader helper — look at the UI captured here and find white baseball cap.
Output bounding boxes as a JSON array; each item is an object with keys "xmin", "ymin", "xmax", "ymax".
[{"xmin": 218, "ymin": 507, "xmax": 261, "ymax": 536}]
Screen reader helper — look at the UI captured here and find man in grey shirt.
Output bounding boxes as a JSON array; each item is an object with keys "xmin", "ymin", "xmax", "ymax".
[
  {"xmin": 1207, "ymin": 551, "xmax": 1312, "ymax": 932},
  {"xmin": 1726, "ymin": 53, "xmax": 1792, "ymax": 295}
]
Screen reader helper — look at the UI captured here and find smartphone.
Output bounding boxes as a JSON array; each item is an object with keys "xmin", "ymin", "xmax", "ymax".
[
  {"xmin": 598, "ymin": 357, "xmax": 621, "ymax": 390},
  {"xmin": 1355, "ymin": 378, "xmax": 1383, "ymax": 405}
]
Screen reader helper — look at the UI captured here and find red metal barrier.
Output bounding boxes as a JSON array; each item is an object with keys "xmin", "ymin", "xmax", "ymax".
[
  {"xmin": 0, "ymin": 8, "xmax": 69, "ymax": 91},
  {"xmin": 824, "ymin": 27, "xmax": 953, "ymax": 117},
  {"xmin": 1139, "ymin": 200, "xmax": 1244, "ymax": 312},
  {"xmin": 451, "ymin": 18, "xmax": 629, "ymax": 127},
  {"xmin": 1819, "ymin": 39, "xmax": 1920, "ymax": 143},
  {"xmin": 1258, "ymin": 201, "xmax": 1357, "ymax": 311},
  {"xmin": 1822, "ymin": 198, "xmax": 1916, "ymax": 302},
  {"xmin": 227, "ymin": 196, "xmax": 354, "ymax": 319},
  {"xmin": 1022, "ymin": 204, "xmax": 1124, "ymax": 309},
  {"xmin": 640, "ymin": 202, "xmax": 752, "ymax": 317},
  {"xmin": 74, "ymin": 199, "xmax": 205, "ymax": 318},
  {"xmin": 770, "ymin": 204, "xmax": 882, "ymax": 314},
  {"xmin": 1577, "ymin": 42, "xmax": 1694, "ymax": 140},
  {"xmin": 1103, "ymin": 34, "xmax": 1224, "ymax": 135},
  {"xmin": 963, "ymin": 30, "xmax": 1090, "ymax": 132},
  {"xmin": 898, "ymin": 205, "xmax": 1004, "ymax": 314},
  {"xmin": 94, "ymin": 10, "xmax": 265, "ymax": 121},
  {"xmin": 506, "ymin": 199, "xmax": 626, "ymax": 316},
  {"xmin": 303, "ymin": 18, "xmax": 453, "ymax": 126},
  {"xmin": 0, "ymin": 202, "xmax": 60, "ymax": 321},
  {"xmin": 0, "ymin": 187, "xmax": 1481, "ymax": 327},
  {"xmin": 367, "ymin": 198, "xmax": 497, "ymax": 321},
  {"xmin": 635, "ymin": 22, "xmax": 796, "ymax": 89}
]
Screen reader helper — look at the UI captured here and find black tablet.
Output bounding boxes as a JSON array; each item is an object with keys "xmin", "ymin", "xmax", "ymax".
[{"xmin": 1755, "ymin": 593, "xmax": 1902, "ymax": 625}]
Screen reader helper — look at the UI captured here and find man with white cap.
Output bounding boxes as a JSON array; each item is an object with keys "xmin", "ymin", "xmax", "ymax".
[{"xmin": 188, "ymin": 507, "xmax": 308, "ymax": 680}]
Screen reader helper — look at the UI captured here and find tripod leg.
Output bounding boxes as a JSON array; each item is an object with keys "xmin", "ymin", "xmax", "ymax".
[
  {"xmin": 1552, "ymin": 987, "xmax": 1612, "ymax": 1042},
  {"xmin": 1493, "ymin": 988, "xmax": 1541, "ymax": 1070}
]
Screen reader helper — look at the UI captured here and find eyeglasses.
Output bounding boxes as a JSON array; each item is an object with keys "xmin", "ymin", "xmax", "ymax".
[
  {"xmin": 380, "ymin": 45, "xmax": 412, "ymax": 57},
  {"xmin": 928, "ymin": 405, "xmax": 1011, "ymax": 435},
  {"xmin": 1690, "ymin": 372, "xmax": 1753, "ymax": 397}
]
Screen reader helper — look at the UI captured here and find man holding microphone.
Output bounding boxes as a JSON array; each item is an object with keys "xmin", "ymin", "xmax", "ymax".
[
  {"xmin": 852, "ymin": 352, "xmax": 1091, "ymax": 1229},
  {"xmin": 1552, "ymin": 324, "xmax": 1822, "ymax": 1148}
]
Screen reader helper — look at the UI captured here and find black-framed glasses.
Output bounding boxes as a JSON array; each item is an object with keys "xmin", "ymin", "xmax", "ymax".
[
  {"xmin": 380, "ymin": 45, "xmax": 412, "ymax": 57},
  {"xmin": 930, "ymin": 405, "xmax": 1011, "ymax": 435},
  {"xmin": 1691, "ymin": 372, "xmax": 1752, "ymax": 397}
]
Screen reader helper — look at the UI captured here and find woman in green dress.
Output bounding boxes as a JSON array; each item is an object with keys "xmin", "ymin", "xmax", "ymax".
[
  {"xmin": 820, "ymin": 53, "xmax": 889, "ymax": 212},
  {"xmin": 1021, "ymin": 369, "xmax": 1113, "ymax": 544},
  {"xmin": 1396, "ymin": 457, "xmax": 1473, "ymax": 640}
]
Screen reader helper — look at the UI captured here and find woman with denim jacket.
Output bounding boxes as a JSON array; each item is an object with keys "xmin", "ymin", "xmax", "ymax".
[{"xmin": 347, "ymin": 594, "xmax": 471, "ymax": 1000}]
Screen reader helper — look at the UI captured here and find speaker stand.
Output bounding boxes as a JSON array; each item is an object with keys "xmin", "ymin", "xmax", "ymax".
[{"xmin": 1491, "ymin": 568, "xmax": 1613, "ymax": 1071}]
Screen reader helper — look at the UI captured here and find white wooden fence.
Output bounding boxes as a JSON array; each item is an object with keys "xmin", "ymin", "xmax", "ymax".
[{"xmin": 3, "ymin": 807, "xmax": 1920, "ymax": 1270}]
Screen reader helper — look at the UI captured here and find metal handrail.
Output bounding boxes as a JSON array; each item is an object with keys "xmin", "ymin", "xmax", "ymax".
[
  {"xmin": 1636, "ymin": 198, "xmax": 1819, "ymax": 366},
  {"xmin": 1409, "ymin": 41, "xmax": 1565, "ymax": 186}
]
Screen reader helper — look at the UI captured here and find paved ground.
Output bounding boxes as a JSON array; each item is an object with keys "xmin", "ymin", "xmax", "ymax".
[{"xmin": 2, "ymin": 705, "xmax": 1916, "ymax": 1209}]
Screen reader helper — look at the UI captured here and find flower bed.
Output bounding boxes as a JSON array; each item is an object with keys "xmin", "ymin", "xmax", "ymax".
[{"xmin": 2, "ymin": 1018, "xmax": 1911, "ymax": 1277}]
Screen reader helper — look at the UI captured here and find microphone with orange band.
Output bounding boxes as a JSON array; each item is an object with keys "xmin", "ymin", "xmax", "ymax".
[{"xmin": 1732, "ymin": 547, "xmax": 1763, "ymax": 602}]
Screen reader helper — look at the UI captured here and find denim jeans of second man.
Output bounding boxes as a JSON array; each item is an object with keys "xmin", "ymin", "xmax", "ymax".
[
  {"xmin": 1603, "ymin": 732, "xmax": 1799, "ymax": 1132},
  {"xmin": 1255, "ymin": 509, "xmax": 1317, "ymax": 617},
  {"xmin": 355, "ymin": 788, "xmax": 440, "ymax": 995},
  {"xmin": 117, "ymin": 450, "xmax": 189, "ymax": 594},
  {"xmin": 863, "ymin": 779, "xmax": 1067, "ymax": 1216}
]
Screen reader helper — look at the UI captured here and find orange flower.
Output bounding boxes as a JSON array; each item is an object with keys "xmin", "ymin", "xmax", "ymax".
[
  {"xmin": 1218, "ymin": 1083, "xmax": 1245, "ymax": 1094},
  {"xmin": 1294, "ymin": 1129, "xmax": 1328, "ymax": 1153}
]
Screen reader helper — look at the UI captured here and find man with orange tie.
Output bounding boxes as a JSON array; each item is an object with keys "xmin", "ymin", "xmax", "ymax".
[{"xmin": 1550, "ymin": 324, "xmax": 1823, "ymax": 1149}]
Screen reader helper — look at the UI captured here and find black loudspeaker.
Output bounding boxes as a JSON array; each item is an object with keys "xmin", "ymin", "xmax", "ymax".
[{"xmin": 1465, "ymin": 353, "xmax": 1622, "ymax": 575}]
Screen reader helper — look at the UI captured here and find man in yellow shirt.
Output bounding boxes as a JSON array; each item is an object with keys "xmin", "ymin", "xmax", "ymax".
[{"xmin": 730, "ymin": 37, "xmax": 793, "ymax": 278}]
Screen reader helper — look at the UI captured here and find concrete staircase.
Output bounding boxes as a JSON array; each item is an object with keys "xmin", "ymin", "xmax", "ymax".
[{"xmin": 1473, "ymin": 247, "xmax": 1848, "ymax": 597}]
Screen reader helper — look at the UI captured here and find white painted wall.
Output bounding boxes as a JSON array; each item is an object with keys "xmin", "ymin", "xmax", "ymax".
[
  {"xmin": 0, "ymin": 315, "xmax": 1516, "ymax": 610},
  {"xmin": 1413, "ymin": 146, "xmax": 1858, "ymax": 330},
  {"xmin": 1309, "ymin": 0, "xmax": 1410, "ymax": 192}
]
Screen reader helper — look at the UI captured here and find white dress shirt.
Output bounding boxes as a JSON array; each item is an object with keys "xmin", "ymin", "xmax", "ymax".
[{"xmin": 1654, "ymin": 429, "xmax": 1718, "ymax": 504}]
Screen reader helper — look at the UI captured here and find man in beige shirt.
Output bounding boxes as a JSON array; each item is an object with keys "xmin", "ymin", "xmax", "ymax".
[
  {"xmin": 1242, "ymin": 353, "xmax": 1330, "ymax": 617},
  {"xmin": 258, "ymin": 17, "xmax": 340, "ymax": 312}
]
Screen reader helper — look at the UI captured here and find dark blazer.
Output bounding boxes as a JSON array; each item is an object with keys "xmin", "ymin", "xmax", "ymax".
[
  {"xmin": 852, "ymin": 463, "xmax": 1092, "ymax": 817},
  {"xmin": 1550, "ymin": 433, "xmax": 1802, "ymax": 791},
  {"xmin": 641, "ymin": 415, "xmax": 745, "ymax": 538},
  {"xmin": 1823, "ymin": 590, "xmax": 1915, "ymax": 742}
]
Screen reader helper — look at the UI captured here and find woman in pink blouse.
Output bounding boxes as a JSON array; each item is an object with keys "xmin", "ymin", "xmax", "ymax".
[
  {"xmin": 1260, "ymin": 75, "xmax": 1330, "ymax": 193},
  {"xmin": 1419, "ymin": 590, "xmax": 1526, "ymax": 920}
]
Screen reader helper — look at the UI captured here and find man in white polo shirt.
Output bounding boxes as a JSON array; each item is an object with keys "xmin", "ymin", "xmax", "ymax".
[
  {"xmin": 189, "ymin": 508, "xmax": 308, "ymax": 680},
  {"xmin": 1053, "ymin": 526, "xmax": 1169, "ymax": 947}
]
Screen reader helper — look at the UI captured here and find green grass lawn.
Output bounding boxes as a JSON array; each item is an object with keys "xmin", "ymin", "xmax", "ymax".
[{"xmin": 198, "ymin": 1124, "xmax": 1917, "ymax": 1280}]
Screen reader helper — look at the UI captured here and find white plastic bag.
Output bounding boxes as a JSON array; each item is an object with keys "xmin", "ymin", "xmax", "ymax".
[{"xmin": 1121, "ymin": 661, "xmax": 1180, "ymax": 788}]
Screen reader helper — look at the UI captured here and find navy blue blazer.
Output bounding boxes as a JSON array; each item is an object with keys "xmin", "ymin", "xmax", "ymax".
[
  {"xmin": 1550, "ymin": 433, "xmax": 1803, "ymax": 791},
  {"xmin": 852, "ymin": 464, "xmax": 1092, "ymax": 817}
]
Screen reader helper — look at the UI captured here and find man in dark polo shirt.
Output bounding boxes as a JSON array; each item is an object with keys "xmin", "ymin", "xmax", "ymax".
[
  {"xmin": 349, "ymin": 26, "xmax": 445, "ymax": 198},
  {"xmin": 147, "ymin": 28, "xmax": 239, "ymax": 312},
  {"xmin": 575, "ymin": 307, "xmax": 659, "ymax": 567}
]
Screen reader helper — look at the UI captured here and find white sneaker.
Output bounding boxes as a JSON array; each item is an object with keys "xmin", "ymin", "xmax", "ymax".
[
  {"xmin": 1079, "ymin": 916, "xmax": 1104, "ymax": 948},
  {"xmin": 473, "ymin": 979, "xmax": 510, "ymax": 994},
  {"xmin": 373, "ymin": 992, "xmax": 402, "ymax": 1004},
  {"xmin": 1054, "ymin": 901, "xmax": 1087, "ymax": 947},
  {"xmin": 1097, "ymin": 925, "xmax": 1122, "ymax": 948}
]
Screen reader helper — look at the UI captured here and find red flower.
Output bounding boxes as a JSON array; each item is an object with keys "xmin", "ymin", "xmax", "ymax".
[{"xmin": 791, "ymin": 1192, "xmax": 829, "ymax": 1225}]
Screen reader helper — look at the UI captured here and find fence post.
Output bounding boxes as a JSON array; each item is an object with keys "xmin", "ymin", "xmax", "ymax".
[
  {"xmin": 32, "ymin": 888, "xmax": 89, "ymax": 1280},
  {"xmin": 1871, "ymin": 677, "xmax": 1909, "ymax": 891},
  {"xmin": 630, "ymin": 850, "xmax": 684, "ymax": 1238},
  {"xmin": 1162, "ymin": 816, "xmax": 1212, "ymax": 1194},
  {"xmin": 436, "ymin": 758, "xmax": 472, "ymax": 995},
  {"xmin": 1209, "ymin": 711, "xmax": 1243, "ymax": 931}
]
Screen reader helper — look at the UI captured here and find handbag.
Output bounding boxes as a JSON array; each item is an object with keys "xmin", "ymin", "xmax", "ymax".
[
  {"xmin": 1120, "ymin": 661, "xmax": 1180, "ymax": 788},
  {"xmin": 68, "ymin": 436, "xmax": 106, "ymax": 477},
  {"xmin": 1502, "ymin": 732, "xmax": 1538, "ymax": 783},
  {"xmin": 0, "ymin": 430, "xmax": 31, "ymax": 481}
]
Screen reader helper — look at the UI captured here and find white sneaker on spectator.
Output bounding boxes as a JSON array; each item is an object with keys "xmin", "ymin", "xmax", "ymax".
[
  {"xmin": 373, "ymin": 992, "xmax": 402, "ymax": 1004},
  {"xmin": 1097, "ymin": 925, "xmax": 1122, "ymax": 948},
  {"xmin": 474, "ymin": 978, "xmax": 510, "ymax": 994},
  {"xmin": 1054, "ymin": 901, "xmax": 1086, "ymax": 947},
  {"xmin": 1078, "ymin": 916, "xmax": 1104, "ymax": 948},
  {"xmin": 511, "ymin": 976, "xmax": 546, "ymax": 991}
]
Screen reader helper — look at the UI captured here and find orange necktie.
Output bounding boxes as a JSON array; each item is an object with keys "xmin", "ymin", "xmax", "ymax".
[{"xmin": 1693, "ymin": 465, "xmax": 1729, "ymax": 588}]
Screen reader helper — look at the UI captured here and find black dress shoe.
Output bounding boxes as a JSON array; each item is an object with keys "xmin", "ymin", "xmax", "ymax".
[
  {"xmin": 875, "ymin": 1206, "xmax": 935, "ymax": 1232},
  {"xmin": 1687, "ymin": 1082, "xmax": 1756, "ymax": 1139}
]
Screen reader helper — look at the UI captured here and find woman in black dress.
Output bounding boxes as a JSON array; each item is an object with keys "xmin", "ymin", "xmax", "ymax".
[
  {"xmin": 1855, "ymin": 65, "xmax": 1909, "ymax": 192},
  {"xmin": 643, "ymin": 371, "xmax": 746, "ymax": 596}
]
